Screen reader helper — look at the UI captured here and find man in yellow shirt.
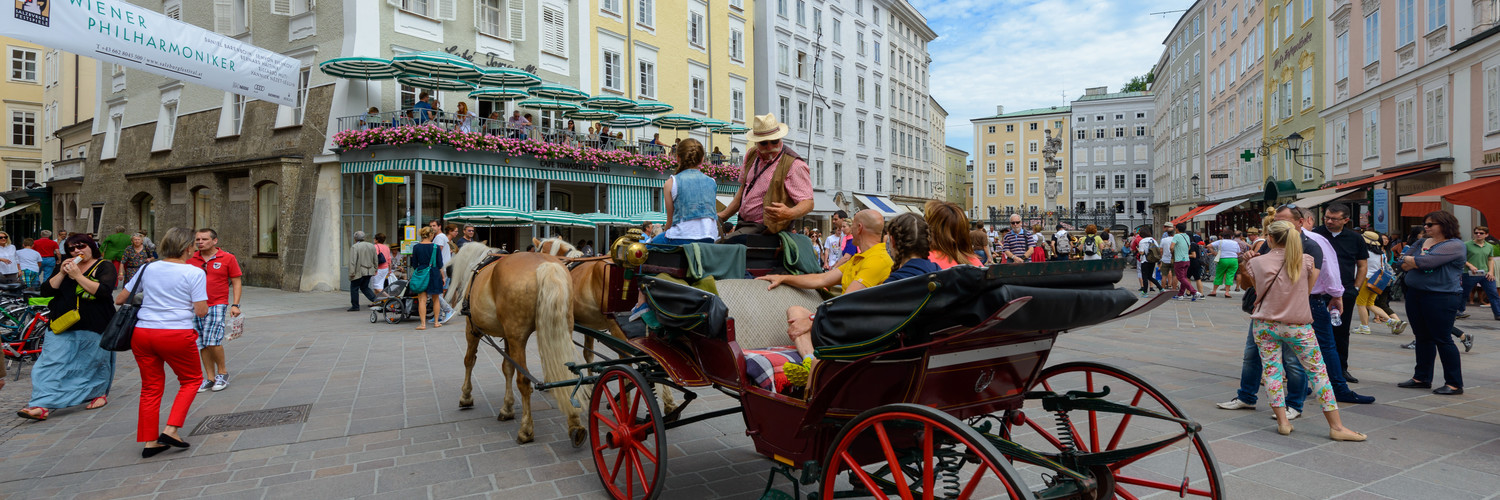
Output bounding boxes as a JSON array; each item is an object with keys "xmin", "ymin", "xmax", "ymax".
[{"xmin": 759, "ymin": 209, "xmax": 891, "ymax": 294}]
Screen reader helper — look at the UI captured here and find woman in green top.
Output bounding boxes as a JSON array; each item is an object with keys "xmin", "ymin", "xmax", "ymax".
[{"xmin": 1457, "ymin": 225, "xmax": 1500, "ymax": 320}]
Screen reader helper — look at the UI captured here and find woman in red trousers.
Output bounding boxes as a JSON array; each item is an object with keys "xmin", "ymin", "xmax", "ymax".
[{"xmin": 116, "ymin": 227, "xmax": 207, "ymax": 458}]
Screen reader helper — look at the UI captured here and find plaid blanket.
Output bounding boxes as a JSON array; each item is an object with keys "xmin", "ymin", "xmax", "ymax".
[{"xmin": 742, "ymin": 345, "xmax": 804, "ymax": 393}]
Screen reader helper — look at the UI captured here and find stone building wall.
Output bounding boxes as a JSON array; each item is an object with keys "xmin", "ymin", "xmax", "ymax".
[{"xmin": 80, "ymin": 87, "xmax": 336, "ymax": 290}]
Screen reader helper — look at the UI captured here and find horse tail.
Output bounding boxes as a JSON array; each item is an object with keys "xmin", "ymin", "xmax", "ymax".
[
  {"xmin": 533, "ymin": 261, "xmax": 578, "ymax": 394},
  {"xmin": 445, "ymin": 242, "xmax": 492, "ymax": 307}
]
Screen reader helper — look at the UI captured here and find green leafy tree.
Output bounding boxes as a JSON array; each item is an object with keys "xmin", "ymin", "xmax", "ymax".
[{"xmin": 1122, "ymin": 71, "xmax": 1156, "ymax": 92}]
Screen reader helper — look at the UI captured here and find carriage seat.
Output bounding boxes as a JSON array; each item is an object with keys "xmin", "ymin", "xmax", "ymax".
[{"xmin": 715, "ymin": 279, "xmax": 824, "ymax": 350}]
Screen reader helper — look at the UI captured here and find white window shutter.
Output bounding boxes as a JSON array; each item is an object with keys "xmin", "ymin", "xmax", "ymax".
[
  {"xmin": 213, "ymin": 0, "xmax": 234, "ymax": 34},
  {"xmin": 543, "ymin": 7, "xmax": 565, "ymax": 54},
  {"xmin": 270, "ymin": 0, "xmax": 292, "ymax": 16},
  {"xmin": 508, "ymin": 0, "xmax": 525, "ymax": 41},
  {"xmin": 386, "ymin": 0, "xmax": 402, "ymax": 7},
  {"xmin": 473, "ymin": 0, "xmax": 481, "ymax": 30},
  {"xmin": 437, "ymin": 0, "xmax": 457, "ymax": 20}
]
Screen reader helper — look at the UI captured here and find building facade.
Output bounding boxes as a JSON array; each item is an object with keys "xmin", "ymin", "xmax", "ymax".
[
  {"xmin": 1150, "ymin": 1, "xmax": 1207, "ymax": 226},
  {"xmin": 970, "ymin": 105, "xmax": 1072, "ymax": 222},
  {"xmin": 2, "ymin": 36, "xmax": 47, "ymax": 236},
  {"xmin": 927, "ymin": 97, "xmax": 946, "ymax": 201},
  {"xmin": 753, "ymin": 0, "xmax": 935, "ymax": 219},
  {"xmin": 41, "ymin": 47, "xmax": 96, "ymax": 235},
  {"xmin": 1203, "ymin": 0, "xmax": 1266, "ymax": 207},
  {"xmin": 884, "ymin": 0, "xmax": 936, "ymax": 201},
  {"xmin": 1263, "ymin": 0, "xmax": 1327, "ymax": 201},
  {"xmin": 589, "ymin": 0, "xmax": 753, "ymax": 155},
  {"xmin": 1321, "ymin": 0, "xmax": 1494, "ymax": 232},
  {"xmin": 1068, "ymin": 87, "xmax": 1154, "ymax": 230},
  {"xmin": 943, "ymin": 145, "xmax": 967, "ymax": 205}
]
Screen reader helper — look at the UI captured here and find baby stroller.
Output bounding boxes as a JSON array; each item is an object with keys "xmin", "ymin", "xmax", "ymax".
[{"xmin": 368, "ymin": 279, "xmax": 419, "ymax": 324}]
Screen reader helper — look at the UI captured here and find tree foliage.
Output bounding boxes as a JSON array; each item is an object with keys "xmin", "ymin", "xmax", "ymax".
[{"xmin": 1122, "ymin": 71, "xmax": 1156, "ymax": 92}]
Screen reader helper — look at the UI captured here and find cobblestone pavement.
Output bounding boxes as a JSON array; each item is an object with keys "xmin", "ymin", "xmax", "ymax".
[{"xmin": 2, "ymin": 279, "xmax": 1500, "ymax": 499}]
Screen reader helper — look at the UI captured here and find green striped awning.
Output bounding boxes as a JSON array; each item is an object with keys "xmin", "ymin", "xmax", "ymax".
[
  {"xmin": 531, "ymin": 210, "xmax": 596, "ymax": 228},
  {"xmin": 392, "ymin": 51, "xmax": 483, "ymax": 81},
  {"xmin": 579, "ymin": 212, "xmax": 634, "ymax": 226},
  {"xmin": 475, "ymin": 67, "xmax": 541, "ymax": 87},
  {"xmin": 629, "ymin": 211, "xmax": 668, "ymax": 224},
  {"xmin": 608, "ymin": 185, "xmax": 654, "ymax": 217},
  {"xmin": 444, "ymin": 205, "xmax": 534, "ymax": 225},
  {"xmin": 466, "ymin": 176, "xmax": 536, "ymax": 211},
  {"xmin": 319, "ymin": 56, "xmax": 401, "ymax": 80}
]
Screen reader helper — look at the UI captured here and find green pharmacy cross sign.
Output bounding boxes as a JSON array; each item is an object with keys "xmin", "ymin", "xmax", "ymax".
[{"xmin": 1240, "ymin": 150, "xmax": 1256, "ymax": 162}]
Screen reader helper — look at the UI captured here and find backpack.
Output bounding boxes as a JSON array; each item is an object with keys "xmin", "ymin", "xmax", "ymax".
[
  {"xmin": 1145, "ymin": 239, "xmax": 1163, "ymax": 263},
  {"xmin": 1081, "ymin": 236, "xmax": 1098, "ymax": 256},
  {"xmin": 1054, "ymin": 232, "xmax": 1072, "ymax": 253}
]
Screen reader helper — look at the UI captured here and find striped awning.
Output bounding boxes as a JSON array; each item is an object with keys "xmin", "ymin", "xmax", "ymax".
[
  {"xmin": 397, "ymin": 75, "xmax": 475, "ymax": 91},
  {"xmin": 475, "ymin": 67, "xmax": 541, "ymax": 87},
  {"xmin": 527, "ymin": 84, "xmax": 590, "ymax": 101},
  {"xmin": 531, "ymin": 210, "xmax": 596, "ymax": 228},
  {"xmin": 579, "ymin": 212, "xmax": 634, "ymax": 226},
  {"xmin": 319, "ymin": 57, "xmax": 401, "ymax": 80},
  {"xmin": 469, "ymin": 88, "xmax": 530, "ymax": 102},
  {"xmin": 854, "ymin": 194, "xmax": 902, "ymax": 218},
  {"xmin": 629, "ymin": 211, "xmax": 668, "ymax": 224},
  {"xmin": 444, "ymin": 205, "xmax": 533, "ymax": 225},
  {"xmin": 342, "ymin": 159, "xmax": 671, "ymax": 188},
  {"xmin": 392, "ymin": 51, "xmax": 483, "ymax": 81},
  {"xmin": 624, "ymin": 99, "xmax": 673, "ymax": 115},
  {"xmin": 602, "ymin": 115, "xmax": 652, "ymax": 128},
  {"xmin": 582, "ymin": 95, "xmax": 639, "ymax": 110}
]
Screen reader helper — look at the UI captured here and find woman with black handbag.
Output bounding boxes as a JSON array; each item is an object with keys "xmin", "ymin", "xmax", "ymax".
[
  {"xmin": 16, "ymin": 234, "xmax": 117, "ymax": 420},
  {"xmin": 116, "ymin": 227, "xmax": 208, "ymax": 457}
]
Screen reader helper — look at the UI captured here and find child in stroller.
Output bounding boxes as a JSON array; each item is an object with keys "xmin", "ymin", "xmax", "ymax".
[{"xmin": 368, "ymin": 278, "xmax": 421, "ymax": 324}]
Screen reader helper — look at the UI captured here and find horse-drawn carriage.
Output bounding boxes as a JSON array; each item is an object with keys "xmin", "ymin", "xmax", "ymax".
[{"xmin": 449, "ymin": 234, "xmax": 1222, "ymax": 500}]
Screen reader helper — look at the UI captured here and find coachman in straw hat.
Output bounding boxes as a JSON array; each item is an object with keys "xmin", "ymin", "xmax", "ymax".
[{"xmin": 718, "ymin": 113, "xmax": 814, "ymax": 240}]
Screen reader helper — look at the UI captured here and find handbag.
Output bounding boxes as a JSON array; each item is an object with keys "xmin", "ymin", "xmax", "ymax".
[
  {"xmin": 99, "ymin": 262, "xmax": 149, "ymax": 352},
  {"xmin": 406, "ymin": 244, "xmax": 438, "ymax": 292},
  {"xmin": 1366, "ymin": 256, "xmax": 1396, "ymax": 293},
  {"xmin": 49, "ymin": 260, "xmax": 102, "ymax": 333}
]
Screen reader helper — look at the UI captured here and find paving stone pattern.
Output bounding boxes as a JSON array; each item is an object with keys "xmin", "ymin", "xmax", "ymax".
[{"xmin": 2, "ymin": 282, "xmax": 1500, "ymax": 499}]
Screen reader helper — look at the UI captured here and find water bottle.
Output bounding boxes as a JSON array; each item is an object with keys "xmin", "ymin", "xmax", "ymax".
[{"xmin": 1330, "ymin": 309, "xmax": 1343, "ymax": 327}]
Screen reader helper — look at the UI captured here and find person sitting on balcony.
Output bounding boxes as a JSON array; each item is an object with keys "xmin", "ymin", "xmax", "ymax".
[
  {"xmin": 651, "ymin": 133, "xmax": 664, "ymax": 146},
  {"xmin": 455, "ymin": 102, "xmax": 476, "ymax": 133},
  {"xmin": 507, "ymin": 111, "xmax": 528, "ymax": 139},
  {"xmin": 359, "ymin": 107, "xmax": 381, "ymax": 130},
  {"xmin": 485, "ymin": 111, "xmax": 503, "ymax": 134},
  {"xmin": 718, "ymin": 113, "xmax": 814, "ymax": 240},
  {"xmin": 522, "ymin": 113, "xmax": 536, "ymax": 139},
  {"xmin": 413, "ymin": 92, "xmax": 433, "ymax": 124},
  {"xmin": 710, "ymin": 146, "xmax": 725, "ymax": 164}
]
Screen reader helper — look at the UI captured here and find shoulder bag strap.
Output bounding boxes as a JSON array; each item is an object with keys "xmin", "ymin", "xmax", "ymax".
[{"xmin": 1252, "ymin": 265, "xmax": 1284, "ymax": 313}]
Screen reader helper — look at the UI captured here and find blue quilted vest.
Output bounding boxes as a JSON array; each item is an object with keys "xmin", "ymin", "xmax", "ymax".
[{"xmin": 671, "ymin": 169, "xmax": 718, "ymax": 226}]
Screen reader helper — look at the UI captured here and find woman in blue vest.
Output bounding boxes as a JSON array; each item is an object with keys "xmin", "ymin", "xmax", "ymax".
[{"xmin": 652, "ymin": 138, "xmax": 719, "ymax": 245}]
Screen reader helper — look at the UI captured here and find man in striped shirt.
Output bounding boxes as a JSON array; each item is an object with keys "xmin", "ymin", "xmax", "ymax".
[{"xmin": 1001, "ymin": 214, "xmax": 1032, "ymax": 263}]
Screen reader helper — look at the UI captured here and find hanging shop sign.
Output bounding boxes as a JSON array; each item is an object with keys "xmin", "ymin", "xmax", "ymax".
[
  {"xmin": 1373, "ymin": 188, "xmax": 1389, "ymax": 234},
  {"xmin": 1, "ymin": 0, "xmax": 300, "ymax": 106},
  {"xmin": 374, "ymin": 174, "xmax": 408, "ymax": 185}
]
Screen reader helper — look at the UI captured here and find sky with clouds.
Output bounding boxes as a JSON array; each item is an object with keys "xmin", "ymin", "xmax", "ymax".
[{"xmin": 913, "ymin": 0, "xmax": 1189, "ymax": 159}]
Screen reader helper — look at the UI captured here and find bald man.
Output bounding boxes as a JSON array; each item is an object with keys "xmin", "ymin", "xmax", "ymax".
[{"xmin": 759, "ymin": 209, "xmax": 892, "ymax": 294}]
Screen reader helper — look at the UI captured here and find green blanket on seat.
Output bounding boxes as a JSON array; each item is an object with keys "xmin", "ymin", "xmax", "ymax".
[
  {"xmin": 682, "ymin": 243, "xmax": 747, "ymax": 281},
  {"xmin": 779, "ymin": 232, "xmax": 823, "ymax": 275}
]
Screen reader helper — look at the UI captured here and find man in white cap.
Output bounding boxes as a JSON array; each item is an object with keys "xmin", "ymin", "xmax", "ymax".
[{"xmin": 718, "ymin": 113, "xmax": 814, "ymax": 240}]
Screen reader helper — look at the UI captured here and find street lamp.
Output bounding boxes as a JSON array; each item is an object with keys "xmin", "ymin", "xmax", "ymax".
[
  {"xmin": 1257, "ymin": 132, "xmax": 1323, "ymax": 179},
  {"xmin": 1285, "ymin": 131, "xmax": 1304, "ymax": 152},
  {"xmin": 1190, "ymin": 173, "xmax": 1201, "ymax": 196},
  {"xmin": 894, "ymin": 178, "xmax": 904, "ymax": 196}
]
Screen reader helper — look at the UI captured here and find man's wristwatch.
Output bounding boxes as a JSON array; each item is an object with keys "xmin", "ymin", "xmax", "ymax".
[{"xmin": 231, "ymin": 304, "xmax": 240, "ymax": 308}]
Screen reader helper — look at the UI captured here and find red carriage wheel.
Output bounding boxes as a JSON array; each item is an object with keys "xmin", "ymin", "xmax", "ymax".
[
  {"xmin": 1000, "ymin": 361, "xmax": 1224, "ymax": 499},
  {"xmin": 589, "ymin": 366, "xmax": 668, "ymax": 500},
  {"xmin": 821, "ymin": 403, "xmax": 1035, "ymax": 500}
]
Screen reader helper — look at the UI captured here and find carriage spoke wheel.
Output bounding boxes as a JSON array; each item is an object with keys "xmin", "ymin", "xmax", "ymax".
[
  {"xmin": 822, "ymin": 403, "xmax": 1034, "ymax": 500},
  {"xmin": 1001, "ymin": 361, "xmax": 1224, "ymax": 500},
  {"xmin": 589, "ymin": 366, "xmax": 667, "ymax": 500}
]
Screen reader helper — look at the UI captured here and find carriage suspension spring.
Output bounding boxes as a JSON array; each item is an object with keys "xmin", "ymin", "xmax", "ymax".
[
  {"xmin": 1052, "ymin": 410, "xmax": 1079, "ymax": 452},
  {"xmin": 933, "ymin": 443, "xmax": 964, "ymax": 499}
]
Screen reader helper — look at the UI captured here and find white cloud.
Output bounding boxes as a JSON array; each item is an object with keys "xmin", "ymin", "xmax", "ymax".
[{"xmin": 915, "ymin": 0, "xmax": 1185, "ymax": 158}]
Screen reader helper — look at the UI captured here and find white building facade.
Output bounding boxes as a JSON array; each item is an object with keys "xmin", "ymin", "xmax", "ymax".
[
  {"xmin": 1150, "ymin": 1, "xmax": 1207, "ymax": 226},
  {"xmin": 1069, "ymin": 87, "xmax": 1155, "ymax": 229}
]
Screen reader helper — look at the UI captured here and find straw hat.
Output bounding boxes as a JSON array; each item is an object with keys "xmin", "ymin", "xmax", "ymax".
[
  {"xmin": 1246, "ymin": 227, "xmax": 1261, "ymax": 235},
  {"xmin": 1362, "ymin": 231, "xmax": 1381, "ymax": 245},
  {"xmin": 747, "ymin": 113, "xmax": 789, "ymax": 143}
]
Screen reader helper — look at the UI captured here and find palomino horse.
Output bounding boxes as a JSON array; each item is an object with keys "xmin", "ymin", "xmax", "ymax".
[{"xmin": 446, "ymin": 242, "xmax": 585, "ymax": 445}]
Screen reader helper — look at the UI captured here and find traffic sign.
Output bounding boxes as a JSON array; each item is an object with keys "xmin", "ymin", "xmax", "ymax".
[{"xmin": 375, "ymin": 174, "xmax": 408, "ymax": 185}]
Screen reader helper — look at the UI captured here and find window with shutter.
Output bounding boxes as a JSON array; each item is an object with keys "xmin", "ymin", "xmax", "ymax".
[
  {"xmin": 477, "ymin": 0, "xmax": 504, "ymax": 37},
  {"xmin": 542, "ymin": 7, "xmax": 566, "ymax": 56},
  {"xmin": 214, "ymin": 0, "xmax": 234, "ymax": 34},
  {"xmin": 509, "ymin": 0, "xmax": 526, "ymax": 41},
  {"xmin": 271, "ymin": 0, "xmax": 292, "ymax": 16},
  {"xmin": 1488, "ymin": 67, "xmax": 1500, "ymax": 134}
]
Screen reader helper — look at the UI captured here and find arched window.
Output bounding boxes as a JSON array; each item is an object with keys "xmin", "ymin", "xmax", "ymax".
[
  {"xmin": 256, "ymin": 182, "xmax": 279, "ymax": 254},
  {"xmin": 192, "ymin": 187, "xmax": 211, "ymax": 230},
  {"xmin": 133, "ymin": 193, "xmax": 155, "ymax": 241}
]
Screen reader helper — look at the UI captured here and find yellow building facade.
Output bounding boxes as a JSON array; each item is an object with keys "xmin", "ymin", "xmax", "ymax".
[
  {"xmin": 589, "ymin": 0, "xmax": 754, "ymax": 152},
  {"xmin": 970, "ymin": 106, "xmax": 1071, "ymax": 221},
  {"xmin": 3, "ymin": 36, "xmax": 46, "ymax": 191}
]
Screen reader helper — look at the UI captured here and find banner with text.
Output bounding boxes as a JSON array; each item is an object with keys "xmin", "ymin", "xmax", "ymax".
[{"xmin": 2, "ymin": 0, "xmax": 299, "ymax": 106}]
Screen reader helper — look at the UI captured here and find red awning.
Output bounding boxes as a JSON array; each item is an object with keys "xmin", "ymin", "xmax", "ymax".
[
  {"xmin": 1399, "ymin": 176, "xmax": 1500, "ymax": 222},
  {"xmin": 1170, "ymin": 204, "xmax": 1219, "ymax": 225},
  {"xmin": 1333, "ymin": 165, "xmax": 1439, "ymax": 191},
  {"xmin": 1401, "ymin": 202, "xmax": 1441, "ymax": 217}
]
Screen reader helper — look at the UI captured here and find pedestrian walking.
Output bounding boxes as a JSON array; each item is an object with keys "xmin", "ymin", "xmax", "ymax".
[
  {"xmin": 1288, "ymin": 207, "xmax": 1374, "ymax": 403},
  {"xmin": 34, "ymin": 230, "xmax": 57, "ymax": 282},
  {"xmin": 1136, "ymin": 227, "xmax": 1165, "ymax": 296},
  {"xmin": 1207, "ymin": 230, "xmax": 1241, "ymax": 298},
  {"xmin": 429, "ymin": 220, "xmax": 457, "ymax": 323},
  {"xmin": 411, "ymin": 226, "xmax": 446, "ymax": 330},
  {"xmin": 100, "ymin": 225, "xmax": 131, "ymax": 283},
  {"xmin": 372, "ymin": 233, "xmax": 392, "ymax": 296},
  {"xmin": 1246, "ymin": 220, "xmax": 1366, "ymax": 442},
  {"xmin": 1079, "ymin": 225, "xmax": 1105, "ymax": 261},
  {"xmin": 119, "ymin": 227, "xmax": 207, "ymax": 458},
  {"xmin": 1355, "ymin": 231, "xmax": 1406, "ymax": 334},
  {"xmin": 1396, "ymin": 210, "xmax": 1468, "ymax": 395},
  {"xmin": 16, "ymin": 234, "xmax": 117, "ymax": 421},
  {"xmin": 0, "ymin": 232, "xmax": 18, "ymax": 284},
  {"xmin": 925, "ymin": 201, "xmax": 981, "ymax": 269},
  {"xmin": 1001, "ymin": 214, "xmax": 1031, "ymax": 263},
  {"xmin": 1457, "ymin": 225, "xmax": 1500, "ymax": 320},
  {"xmin": 121, "ymin": 232, "xmax": 155, "ymax": 286},
  {"xmin": 16, "ymin": 238, "xmax": 40, "ymax": 288},
  {"xmin": 1313, "ymin": 204, "xmax": 1368, "ymax": 383},
  {"xmin": 1168, "ymin": 223, "xmax": 1198, "ymax": 299},
  {"xmin": 186, "ymin": 229, "xmax": 241, "ymax": 393},
  {"xmin": 1159, "ymin": 224, "xmax": 1176, "ymax": 289},
  {"xmin": 348, "ymin": 231, "xmax": 378, "ymax": 311}
]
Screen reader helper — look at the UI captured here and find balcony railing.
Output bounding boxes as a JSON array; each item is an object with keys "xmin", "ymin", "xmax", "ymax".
[{"xmin": 335, "ymin": 108, "xmax": 744, "ymax": 165}]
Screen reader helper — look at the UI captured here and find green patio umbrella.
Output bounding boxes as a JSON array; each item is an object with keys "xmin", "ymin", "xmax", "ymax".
[
  {"xmin": 579, "ymin": 212, "xmax": 633, "ymax": 226},
  {"xmin": 629, "ymin": 210, "xmax": 668, "ymax": 225},
  {"xmin": 581, "ymin": 95, "xmax": 639, "ymax": 111},
  {"xmin": 564, "ymin": 108, "xmax": 621, "ymax": 121},
  {"xmin": 712, "ymin": 124, "xmax": 751, "ymax": 135},
  {"xmin": 602, "ymin": 115, "xmax": 652, "ymax": 128},
  {"xmin": 652, "ymin": 114, "xmax": 706, "ymax": 130},
  {"xmin": 475, "ymin": 67, "xmax": 541, "ymax": 87},
  {"xmin": 397, "ymin": 75, "xmax": 475, "ymax": 92},
  {"xmin": 318, "ymin": 56, "xmax": 403, "ymax": 112},
  {"xmin": 527, "ymin": 84, "xmax": 590, "ymax": 101},
  {"xmin": 624, "ymin": 99, "xmax": 673, "ymax": 115},
  {"xmin": 468, "ymin": 88, "xmax": 531, "ymax": 102},
  {"xmin": 699, "ymin": 118, "xmax": 730, "ymax": 130},
  {"xmin": 391, "ymin": 51, "xmax": 484, "ymax": 81},
  {"xmin": 444, "ymin": 205, "xmax": 534, "ymax": 225},
  {"xmin": 530, "ymin": 210, "xmax": 597, "ymax": 228},
  {"xmin": 517, "ymin": 99, "xmax": 581, "ymax": 112}
]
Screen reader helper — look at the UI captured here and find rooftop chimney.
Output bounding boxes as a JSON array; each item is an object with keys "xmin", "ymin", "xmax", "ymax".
[
  {"xmin": 1085, "ymin": 86, "xmax": 1107, "ymax": 96},
  {"xmin": 995, "ymin": 105, "xmax": 1004, "ymax": 115}
]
